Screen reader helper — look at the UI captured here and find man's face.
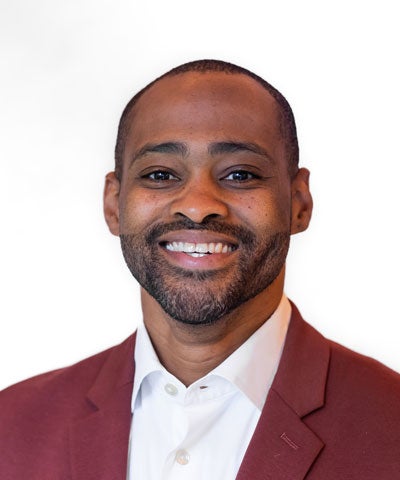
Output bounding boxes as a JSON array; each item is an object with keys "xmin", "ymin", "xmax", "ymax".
[{"xmin": 105, "ymin": 72, "xmax": 311, "ymax": 325}]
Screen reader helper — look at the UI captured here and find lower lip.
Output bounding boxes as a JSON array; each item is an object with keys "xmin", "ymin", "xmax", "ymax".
[{"xmin": 160, "ymin": 246, "xmax": 237, "ymax": 270}]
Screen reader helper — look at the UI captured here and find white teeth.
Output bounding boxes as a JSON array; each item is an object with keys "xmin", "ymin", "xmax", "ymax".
[
  {"xmin": 164, "ymin": 241, "xmax": 234, "ymax": 254},
  {"xmin": 197, "ymin": 243, "xmax": 208, "ymax": 253},
  {"xmin": 214, "ymin": 243, "xmax": 223, "ymax": 253},
  {"xmin": 186, "ymin": 243, "xmax": 196, "ymax": 253}
]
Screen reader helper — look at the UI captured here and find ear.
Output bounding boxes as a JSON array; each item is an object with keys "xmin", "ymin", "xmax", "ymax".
[
  {"xmin": 103, "ymin": 172, "xmax": 120, "ymax": 236},
  {"xmin": 290, "ymin": 168, "xmax": 313, "ymax": 235}
]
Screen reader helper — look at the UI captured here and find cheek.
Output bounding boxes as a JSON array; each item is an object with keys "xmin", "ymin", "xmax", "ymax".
[
  {"xmin": 235, "ymin": 194, "xmax": 291, "ymax": 231},
  {"xmin": 119, "ymin": 191, "xmax": 167, "ymax": 234}
]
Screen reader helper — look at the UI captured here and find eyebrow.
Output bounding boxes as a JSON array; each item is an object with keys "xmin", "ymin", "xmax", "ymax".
[
  {"xmin": 130, "ymin": 140, "xmax": 272, "ymax": 165},
  {"xmin": 208, "ymin": 141, "xmax": 272, "ymax": 160},
  {"xmin": 131, "ymin": 142, "xmax": 189, "ymax": 163}
]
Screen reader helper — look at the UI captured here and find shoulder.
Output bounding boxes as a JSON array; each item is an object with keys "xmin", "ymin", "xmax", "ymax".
[
  {"xmin": 1, "ymin": 343, "xmax": 112, "ymax": 411},
  {"xmin": 282, "ymin": 301, "xmax": 400, "ymax": 430},
  {"xmin": 305, "ymin": 339, "xmax": 400, "ymax": 477},
  {"xmin": 300, "ymin": 315, "xmax": 400, "ymax": 420},
  {"xmin": 326, "ymin": 339, "xmax": 400, "ymax": 418},
  {"xmin": 288, "ymin": 302, "xmax": 400, "ymax": 401},
  {"xmin": 281, "ymin": 307, "xmax": 400, "ymax": 476},
  {"xmin": 0, "ymin": 335, "xmax": 135, "ymax": 477},
  {"xmin": 0, "ymin": 334, "xmax": 135, "ymax": 434}
]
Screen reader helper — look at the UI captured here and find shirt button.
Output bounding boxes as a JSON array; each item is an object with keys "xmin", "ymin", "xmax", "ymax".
[
  {"xmin": 175, "ymin": 449, "xmax": 190, "ymax": 465},
  {"xmin": 164, "ymin": 383, "xmax": 178, "ymax": 396}
]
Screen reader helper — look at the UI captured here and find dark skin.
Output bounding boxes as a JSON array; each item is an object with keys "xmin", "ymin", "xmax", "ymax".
[{"xmin": 104, "ymin": 72, "xmax": 313, "ymax": 386}]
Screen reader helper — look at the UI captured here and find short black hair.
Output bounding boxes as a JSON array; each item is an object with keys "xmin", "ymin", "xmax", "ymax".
[{"xmin": 114, "ymin": 59, "xmax": 299, "ymax": 179}]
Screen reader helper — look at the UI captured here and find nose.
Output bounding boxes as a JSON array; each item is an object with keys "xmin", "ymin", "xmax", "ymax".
[{"xmin": 169, "ymin": 176, "xmax": 229, "ymax": 223}]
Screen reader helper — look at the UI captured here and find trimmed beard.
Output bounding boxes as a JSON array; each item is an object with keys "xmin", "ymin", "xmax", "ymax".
[{"xmin": 120, "ymin": 218, "xmax": 289, "ymax": 325}]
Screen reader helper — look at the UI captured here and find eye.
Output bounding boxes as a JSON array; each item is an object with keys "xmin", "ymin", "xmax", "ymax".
[
  {"xmin": 223, "ymin": 170, "xmax": 258, "ymax": 182},
  {"xmin": 144, "ymin": 170, "xmax": 179, "ymax": 182}
]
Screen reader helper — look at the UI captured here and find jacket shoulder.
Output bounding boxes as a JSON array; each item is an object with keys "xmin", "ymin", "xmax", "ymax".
[
  {"xmin": 327, "ymin": 339, "xmax": 400, "ymax": 416},
  {"xmin": 0, "ymin": 337, "xmax": 132, "ymax": 426},
  {"xmin": 0, "ymin": 335, "xmax": 135, "ymax": 478}
]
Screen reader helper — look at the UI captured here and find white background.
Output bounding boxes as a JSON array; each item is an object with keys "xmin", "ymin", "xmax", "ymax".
[{"xmin": 1, "ymin": 0, "xmax": 399, "ymax": 390}]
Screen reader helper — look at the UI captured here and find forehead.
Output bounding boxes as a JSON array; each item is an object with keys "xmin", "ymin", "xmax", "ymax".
[{"xmin": 124, "ymin": 72, "xmax": 284, "ymax": 160}]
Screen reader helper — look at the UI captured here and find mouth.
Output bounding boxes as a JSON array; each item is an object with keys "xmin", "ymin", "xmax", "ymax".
[{"xmin": 161, "ymin": 241, "xmax": 237, "ymax": 258}]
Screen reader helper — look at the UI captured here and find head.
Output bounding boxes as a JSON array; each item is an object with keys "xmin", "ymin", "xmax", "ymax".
[{"xmin": 104, "ymin": 59, "xmax": 312, "ymax": 325}]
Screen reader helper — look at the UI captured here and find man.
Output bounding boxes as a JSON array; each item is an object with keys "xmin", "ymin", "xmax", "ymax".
[{"xmin": 1, "ymin": 60, "xmax": 399, "ymax": 479}]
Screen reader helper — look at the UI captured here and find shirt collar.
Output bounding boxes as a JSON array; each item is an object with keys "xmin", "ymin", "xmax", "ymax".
[
  {"xmin": 210, "ymin": 295, "xmax": 291, "ymax": 409},
  {"xmin": 131, "ymin": 321, "xmax": 163, "ymax": 411},
  {"xmin": 132, "ymin": 295, "xmax": 291, "ymax": 412}
]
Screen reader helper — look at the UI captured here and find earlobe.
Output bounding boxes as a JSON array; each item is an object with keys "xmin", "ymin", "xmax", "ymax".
[
  {"xmin": 103, "ymin": 172, "xmax": 121, "ymax": 236},
  {"xmin": 290, "ymin": 168, "xmax": 313, "ymax": 235}
]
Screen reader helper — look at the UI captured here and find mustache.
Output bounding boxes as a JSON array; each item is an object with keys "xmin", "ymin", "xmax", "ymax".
[{"xmin": 143, "ymin": 217, "xmax": 257, "ymax": 246}]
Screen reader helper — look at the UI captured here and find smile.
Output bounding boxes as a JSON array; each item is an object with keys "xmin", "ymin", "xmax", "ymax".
[{"xmin": 163, "ymin": 241, "xmax": 236, "ymax": 257}]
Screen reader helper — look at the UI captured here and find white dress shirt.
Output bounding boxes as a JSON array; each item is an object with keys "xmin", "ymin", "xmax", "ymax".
[{"xmin": 127, "ymin": 295, "xmax": 291, "ymax": 480}]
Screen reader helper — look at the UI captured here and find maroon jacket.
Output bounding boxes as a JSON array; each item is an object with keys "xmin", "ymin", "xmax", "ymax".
[{"xmin": 1, "ymin": 304, "xmax": 399, "ymax": 479}]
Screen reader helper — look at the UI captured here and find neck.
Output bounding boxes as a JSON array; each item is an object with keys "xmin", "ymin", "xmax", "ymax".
[{"xmin": 140, "ymin": 269, "xmax": 285, "ymax": 386}]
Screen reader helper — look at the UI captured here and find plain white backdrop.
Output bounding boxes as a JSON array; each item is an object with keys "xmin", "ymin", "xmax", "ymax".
[{"xmin": 1, "ymin": 0, "xmax": 399, "ymax": 390}]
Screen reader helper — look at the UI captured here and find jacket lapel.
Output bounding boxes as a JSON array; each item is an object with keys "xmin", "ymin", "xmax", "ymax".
[
  {"xmin": 69, "ymin": 335, "xmax": 136, "ymax": 480},
  {"xmin": 237, "ymin": 304, "xmax": 330, "ymax": 480},
  {"xmin": 236, "ymin": 389, "xmax": 324, "ymax": 480}
]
